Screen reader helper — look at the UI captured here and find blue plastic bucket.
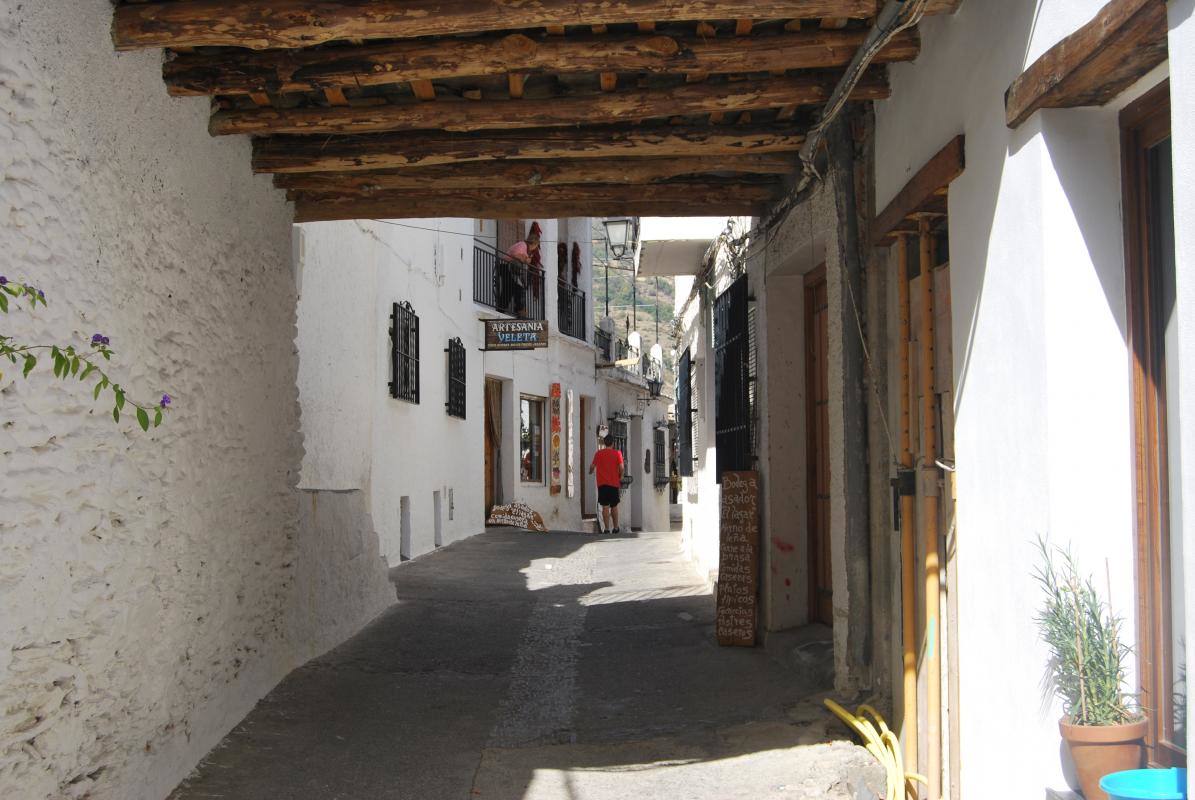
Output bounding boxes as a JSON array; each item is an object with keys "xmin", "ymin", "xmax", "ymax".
[{"xmin": 1100, "ymin": 768, "xmax": 1187, "ymax": 800}]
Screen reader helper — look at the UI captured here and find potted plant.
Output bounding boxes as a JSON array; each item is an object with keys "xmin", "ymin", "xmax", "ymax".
[{"xmin": 1035, "ymin": 538, "xmax": 1147, "ymax": 800}]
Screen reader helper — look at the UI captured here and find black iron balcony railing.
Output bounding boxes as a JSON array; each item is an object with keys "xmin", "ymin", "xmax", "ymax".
[
  {"xmin": 594, "ymin": 328, "xmax": 612, "ymax": 361},
  {"xmin": 557, "ymin": 280, "xmax": 586, "ymax": 341},
  {"xmin": 473, "ymin": 245, "xmax": 544, "ymax": 320},
  {"xmin": 642, "ymin": 355, "xmax": 664, "ymax": 397}
]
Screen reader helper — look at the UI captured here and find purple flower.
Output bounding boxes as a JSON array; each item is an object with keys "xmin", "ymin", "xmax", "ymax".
[
  {"xmin": 0, "ymin": 276, "xmax": 7, "ymax": 285},
  {"xmin": 91, "ymin": 333, "xmax": 105, "ymax": 344},
  {"xmin": 160, "ymin": 394, "xmax": 171, "ymax": 408}
]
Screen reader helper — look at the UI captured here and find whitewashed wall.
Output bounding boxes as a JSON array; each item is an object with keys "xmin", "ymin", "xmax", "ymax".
[
  {"xmin": 0, "ymin": 3, "xmax": 391, "ymax": 798},
  {"xmin": 874, "ymin": 0, "xmax": 1172, "ymax": 795}
]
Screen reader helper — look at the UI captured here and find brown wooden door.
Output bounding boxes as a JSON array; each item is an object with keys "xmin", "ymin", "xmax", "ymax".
[
  {"xmin": 484, "ymin": 378, "xmax": 500, "ymax": 515},
  {"xmin": 804, "ymin": 266, "xmax": 833, "ymax": 625},
  {"xmin": 1122, "ymin": 82, "xmax": 1185, "ymax": 768}
]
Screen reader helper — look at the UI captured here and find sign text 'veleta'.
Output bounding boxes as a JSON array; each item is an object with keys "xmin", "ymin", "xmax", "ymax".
[{"xmin": 484, "ymin": 319, "xmax": 549, "ymax": 350}]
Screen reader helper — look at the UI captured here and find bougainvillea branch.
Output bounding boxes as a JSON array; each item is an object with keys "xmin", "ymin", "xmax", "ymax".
[{"xmin": 0, "ymin": 277, "xmax": 172, "ymax": 431}]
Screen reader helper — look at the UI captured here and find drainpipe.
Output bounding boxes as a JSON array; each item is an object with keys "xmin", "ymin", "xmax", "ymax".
[
  {"xmin": 896, "ymin": 232, "xmax": 918, "ymax": 779},
  {"xmin": 917, "ymin": 216, "xmax": 942, "ymax": 800}
]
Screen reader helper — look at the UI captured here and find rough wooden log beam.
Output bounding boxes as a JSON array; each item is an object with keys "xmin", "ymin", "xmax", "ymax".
[
  {"xmin": 872, "ymin": 135, "xmax": 964, "ymax": 244},
  {"xmin": 211, "ymin": 70, "xmax": 889, "ymax": 136},
  {"xmin": 290, "ymin": 178, "xmax": 780, "ymax": 205},
  {"xmin": 114, "ymin": 0, "xmax": 881, "ymax": 51},
  {"xmin": 163, "ymin": 28, "xmax": 920, "ymax": 97},
  {"xmin": 1005, "ymin": 0, "xmax": 1167, "ymax": 128},
  {"xmin": 294, "ymin": 195, "xmax": 771, "ymax": 223},
  {"xmin": 273, "ymin": 154, "xmax": 796, "ymax": 192},
  {"xmin": 253, "ymin": 124, "xmax": 806, "ymax": 173}
]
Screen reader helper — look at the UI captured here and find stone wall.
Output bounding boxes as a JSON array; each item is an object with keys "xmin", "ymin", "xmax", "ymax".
[{"xmin": 0, "ymin": 3, "xmax": 392, "ymax": 798}]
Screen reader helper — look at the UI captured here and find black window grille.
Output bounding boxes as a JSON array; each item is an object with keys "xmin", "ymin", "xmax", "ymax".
[
  {"xmin": 653, "ymin": 428, "xmax": 667, "ymax": 487},
  {"xmin": 714, "ymin": 274, "xmax": 751, "ymax": 481},
  {"xmin": 445, "ymin": 337, "xmax": 466, "ymax": 419},
  {"xmin": 608, "ymin": 419, "xmax": 629, "ymax": 468},
  {"xmin": 676, "ymin": 348, "xmax": 694, "ymax": 477},
  {"xmin": 389, "ymin": 301, "xmax": 419, "ymax": 403}
]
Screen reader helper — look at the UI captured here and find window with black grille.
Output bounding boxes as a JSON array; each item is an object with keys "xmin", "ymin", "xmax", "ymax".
[
  {"xmin": 608, "ymin": 419, "xmax": 629, "ymax": 469},
  {"xmin": 389, "ymin": 301, "xmax": 419, "ymax": 403},
  {"xmin": 714, "ymin": 274, "xmax": 752, "ymax": 481},
  {"xmin": 676, "ymin": 347, "xmax": 694, "ymax": 477},
  {"xmin": 653, "ymin": 428, "xmax": 667, "ymax": 487},
  {"xmin": 445, "ymin": 337, "xmax": 466, "ymax": 419}
]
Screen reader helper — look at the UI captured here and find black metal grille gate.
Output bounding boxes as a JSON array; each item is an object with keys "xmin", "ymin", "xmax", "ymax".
[
  {"xmin": 390, "ymin": 301, "xmax": 419, "ymax": 403},
  {"xmin": 445, "ymin": 337, "xmax": 466, "ymax": 418},
  {"xmin": 676, "ymin": 347, "xmax": 694, "ymax": 477},
  {"xmin": 714, "ymin": 274, "xmax": 752, "ymax": 481}
]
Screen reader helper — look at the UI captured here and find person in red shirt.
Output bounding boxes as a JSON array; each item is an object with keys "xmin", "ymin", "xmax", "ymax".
[{"xmin": 588, "ymin": 435, "xmax": 624, "ymax": 534}]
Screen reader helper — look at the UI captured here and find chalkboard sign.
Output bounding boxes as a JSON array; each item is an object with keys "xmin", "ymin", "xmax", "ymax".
[{"xmin": 716, "ymin": 470, "xmax": 760, "ymax": 646}]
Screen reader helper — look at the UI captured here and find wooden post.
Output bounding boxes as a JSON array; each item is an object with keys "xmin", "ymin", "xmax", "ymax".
[
  {"xmin": 896, "ymin": 231, "xmax": 918, "ymax": 784},
  {"xmin": 917, "ymin": 216, "xmax": 941, "ymax": 800}
]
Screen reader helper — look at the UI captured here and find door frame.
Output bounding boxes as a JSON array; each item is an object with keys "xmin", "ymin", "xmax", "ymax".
[
  {"xmin": 804, "ymin": 264, "xmax": 832, "ymax": 626},
  {"xmin": 1121, "ymin": 79, "xmax": 1185, "ymax": 768}
]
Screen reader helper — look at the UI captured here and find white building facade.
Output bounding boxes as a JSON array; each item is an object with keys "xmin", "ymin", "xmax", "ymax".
[{"xmin": 295, "ymin": 215, "xmax": 673, "ymax": 559}]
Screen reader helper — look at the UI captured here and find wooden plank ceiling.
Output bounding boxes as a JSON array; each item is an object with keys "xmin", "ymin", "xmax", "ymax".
[{"xmin": 112, "ymin": 0, "xmax": 961, "ymax": 222}]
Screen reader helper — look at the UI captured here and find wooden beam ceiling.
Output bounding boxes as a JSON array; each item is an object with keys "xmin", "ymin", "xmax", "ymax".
[
  {"xmin": 1004, "ymin": 0, "xmax": 1168, "ymax": 128},
  {"xmin": 110, "ymin": 1, "xmax": 967, "ymax": 220},
  {"xmin": 163, "ymin": 28, "xmax": 920, "ymax": 97},
  {"xmin": 252, "ymin": 124, "xmax": 807, "ymax": 173},
  {"xmin": 113, "ymin": 0, "xmax": 882, "ymax": 50},
  {"xmin": 210, "ymin": 70, "xmax": 889, "ymax": 136}
]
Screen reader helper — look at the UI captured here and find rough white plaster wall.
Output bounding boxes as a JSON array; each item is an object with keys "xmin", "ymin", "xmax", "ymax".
[
  {"xmin": 0, "ymin": 5, "xmax": 394, "ymax": 797},
  {"xmin": 1167, "ymin": 0, "xmax": 1195, "ymax": 786},
  {"xmin": 874, "ymin": 0, "xmax": 1161, "ymax": 795}
]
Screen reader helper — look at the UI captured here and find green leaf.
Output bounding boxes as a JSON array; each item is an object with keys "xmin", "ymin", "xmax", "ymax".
[
  {"xmin": 0, "ymin": 293, "xmax": 8, "ymax": 313},
  {"xmin": 101, "ymin": 376, "xmax": 109, "ymax": 390},
  {"xmin": 115, "ymin": 390, "xmax": 125, "ymax": 411},
  {"xmin": 136, "ymin": 407, "xmax": 149, "ymax": 432},
  {"xmin": 113, "ymin": 407, "xmax": 120, "ymax": 423},
  {"xmin": 22, "ymin": 355, "xmax": 35, "ymax": 378},
  {"xmin": 69, "ymin": 356, "xmax": 79, "ymax": 376},
  {"xmin": 80, "ymin": 363, "xmax": 95, "ymax": 381},
  {"xmin": 52, "ymin": 355, "xmax": 63, "ymax": 379},
  {"xmin": 93, "ymin": 381, "xmax": 103, "ymax": 401},
  {"xmin": 154, "ymin": 408, "xmax": 163, "ymax": 428}
]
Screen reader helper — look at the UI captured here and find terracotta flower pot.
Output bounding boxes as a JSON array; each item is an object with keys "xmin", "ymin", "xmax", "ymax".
[{"xmin": 1059, "ymin": 717, "xmax": 1149, "ymax": 800}]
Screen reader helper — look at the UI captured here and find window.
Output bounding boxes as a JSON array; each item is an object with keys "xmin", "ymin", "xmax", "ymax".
[
  {"xmin": 520, "ymin": 396, "xmax": 545, "ymax": 483},
  {"xmin": 445, "ymin": 337, "xmax": 466, "ymax": 419},
  {"xmin": 714, "ymin": 274, "xmax": 751, "ymax": 481},
  {"xmin": 390, "ymin": 301, "xmax": 419, "ymax": 403},
  {"xmin": 676, "ymin": 347, "xmax": 694, "ymax": 477},
  {"xmin": 608, "ymin": 418, "xmax": 629, "ymax": 469},
  {"xmin": 653, "ymin": 427, "xmax": 667, "ymax": 487}
]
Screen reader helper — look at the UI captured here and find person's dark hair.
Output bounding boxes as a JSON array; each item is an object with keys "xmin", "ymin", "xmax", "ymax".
[{"xmin": 603, "ymin": 434, "xmax": 615, "ymax": 447}]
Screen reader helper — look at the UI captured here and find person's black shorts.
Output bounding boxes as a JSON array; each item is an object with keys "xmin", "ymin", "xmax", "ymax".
[{"xmin": 598, "ymin": 485, "xmax": 621, "ymax": 508}]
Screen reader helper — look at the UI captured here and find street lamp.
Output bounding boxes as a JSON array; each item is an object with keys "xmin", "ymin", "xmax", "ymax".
[{"xmin": 603, "ymin": 217, "xmax": 633, "ymax": 260}]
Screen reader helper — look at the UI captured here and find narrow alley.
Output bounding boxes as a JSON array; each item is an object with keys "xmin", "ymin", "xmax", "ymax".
[{"xmin": 170, "ymin": 528, "xmax": 880, "ymax": 800}]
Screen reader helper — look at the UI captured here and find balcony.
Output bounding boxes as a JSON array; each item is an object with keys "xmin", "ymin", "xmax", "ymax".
[
  {"xmin": 473, "ymin": 245, "xmax": 544, "ymax": 320},
  {"xmin": 557, "ymin": 279, "xmax": 586, "ymax": 342},
  {"xmin": 594, "ymin": 328, "xmax": 612, "ymax": 362},
  {"xmin": 641, "ymin": 354, "xmax": 664, "ymax": 397}
]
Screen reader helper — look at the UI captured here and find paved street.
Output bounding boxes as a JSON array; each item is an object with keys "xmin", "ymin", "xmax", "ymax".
[{"xmin": 170, "ymin": 529, "xmax": 882, "ymax": 800}]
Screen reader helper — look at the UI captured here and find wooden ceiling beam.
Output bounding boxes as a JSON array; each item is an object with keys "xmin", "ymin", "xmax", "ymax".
[
  {"xmin": 115, "ymin": 1, "xmax": 883, "ymax": 50},
  {"xmin": 294, "ymin": 195, "xmax": 773, "ymax": 223},
  {"xmin": 272, "ymin": 154, "xmax": 797, "ymax": 193},
  {"xmin": 290, "ymin": 178, "xmax": 781, "ymax": 205},
  {"xmin": 872, "ymin": 135, "xmax": 964, "ymax": 244},
  {"xmin": 253, "ymin": 124, "xmax": 806, "ymax": 174},
  {"xmin": 211, "ymin": 70, "xmax": 889, "ymax": 136},
  {"xmin": 1004, "ymin": 0, "xmax": 1167, "ymax": 128},
  {"xmin": 164, "ymin": 28, "xmax": 920, "ymax": 97}
]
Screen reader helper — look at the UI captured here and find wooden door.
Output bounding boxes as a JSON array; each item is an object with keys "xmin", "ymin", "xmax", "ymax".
[
  {"xmin": 580, "ymin": 396, "xmax": 590, "ymax": 514},
  {"xmin": 484, "ymin": 378, "xmax": 500, "ymax": 515},
  {"xmin": 804, "ymin": 266, "xmax": 833, "ymax": 625},
  {"xmin": 1123, "ymin": 82, "xmax": 1185, "ymax": 768}
]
